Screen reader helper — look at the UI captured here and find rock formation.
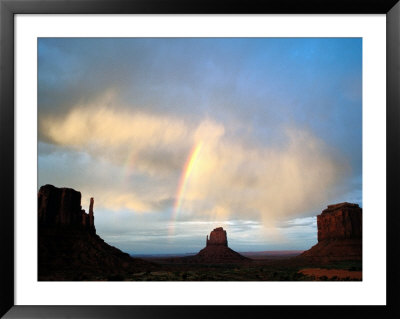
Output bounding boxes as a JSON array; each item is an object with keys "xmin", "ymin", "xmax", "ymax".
[
  {"xmin": 38, "ymin": 184, "xmax": 95, "ymax": 232},
  {"xmin": 206, "ymin": 227, "xmax": 228, "ymax": 246},
  {"xmin": 192, "ymin": 227, "xmax": 249, "ymax": 263},
  {"xmin": 299, "ymin": 202, "xmax": 362, "ymax": 263},
  {"xmin": 38, "ymin": 184, "xmax": 155, "ymax": 280},
  {"xmin": 317, "ymin": 202, "xmax": 362, "ymax": 241},
  {"xmin": 89, "ymin": 197, "xmax": 94, "ymax": 228}
]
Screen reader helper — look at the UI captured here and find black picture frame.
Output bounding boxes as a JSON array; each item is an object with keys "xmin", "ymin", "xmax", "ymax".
[{"xmin": 1, "ymin": 0, "xmax": 399, "ymax": 318}]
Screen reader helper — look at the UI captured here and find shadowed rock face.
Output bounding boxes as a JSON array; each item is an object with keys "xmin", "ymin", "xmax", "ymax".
[
  {"xmin": 192, "ymin": 227, "xmax": 249, "ymax": 263},
  {"xmin": 206, "ymin": 227, "xmax": 228, "ymax": 246},
  {"xmin": 317, "ymin": 202, "xmax": 362, "ymax": 241},
  {"xmin": 38, "ymin": 184, "xmax": 155, "ymax": 280},
  {"xmin": 299, "ymin": 202, "xmax": 362, "ymax": 263},
  {"xmin": 38, "ymin": 184, "xmax": 95, "ymax": 232}
]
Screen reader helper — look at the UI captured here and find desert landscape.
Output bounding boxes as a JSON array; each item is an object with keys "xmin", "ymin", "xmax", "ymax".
[
  {"xmin": 38, "ymin": 184, "xmax": 362, "ymax": 281},
  {"xmin": 38, "ymin": 38, "xmax": 362, "ymax": 283}
]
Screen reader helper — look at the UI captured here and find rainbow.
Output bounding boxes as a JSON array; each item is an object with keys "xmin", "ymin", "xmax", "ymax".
[{"xmin": 170, "ymin": 141, "xmax": 203, "ymax": 234}]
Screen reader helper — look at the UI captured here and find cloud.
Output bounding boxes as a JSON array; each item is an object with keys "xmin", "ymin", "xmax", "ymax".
[
  {"xmin": 39, "ymin": 93, "xmax": 349, "ymax": 227},
  {"xmin": 40, "ymin": 91, "xmax": 190, "ymax": 175},
  {"xmin": 93, "ymin": 211, "xmax": 316, "ymax": 254},
  {"xmin": 276, "ymin": 217, "xmax": 317, "ymax": 229},
  {"xmin": 179, "ymin": 126, "xmax": 348, "ymax": 224}
]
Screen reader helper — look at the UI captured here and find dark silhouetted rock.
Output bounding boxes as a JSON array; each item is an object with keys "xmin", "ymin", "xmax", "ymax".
[
  {"xmin": 38, "ymin": 184, "xmax": 156, "ymax": 280},
  {"xmin": 89, "ymin": 197, "xmax": 94, "ymax": 228},
  {"xmin": 191, "ymin": 227, "xmax": 249, "ymax": 263},
  {"xmin": 298, "ymin": 202, "xmax": 362, "ymax": 263},
  {"xmin": 38, "ymin": 184, "xmax": 95, "ymax": 232}
]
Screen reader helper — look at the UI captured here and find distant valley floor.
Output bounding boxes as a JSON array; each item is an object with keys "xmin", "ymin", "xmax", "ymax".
[{"xmin": 114, "ymin": 253, "xmax": 362, "ymax": 281}]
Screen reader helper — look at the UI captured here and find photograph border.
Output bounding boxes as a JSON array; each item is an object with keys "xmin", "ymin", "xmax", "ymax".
[{"xmin": 1, "ymin": 0, "xmax": 399, "ymax": 318}]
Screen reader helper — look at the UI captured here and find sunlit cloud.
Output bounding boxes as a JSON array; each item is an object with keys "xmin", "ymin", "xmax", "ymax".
[{"xmin": 39, "ymin": 93, "xmax": 349, "ymax": 227}]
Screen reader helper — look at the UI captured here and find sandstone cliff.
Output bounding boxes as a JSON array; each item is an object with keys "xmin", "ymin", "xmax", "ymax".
[
  {"xmin": 38, "ymin": 184, "xmax": 155, "ymax": 280},
  {"xmin": 299, "ymin": 202, "xmax": 362, "ymax": 263},
  {"xmin": 317, "ymin": 202, "xmax": 362, "ymax": 241},
  {"xmin": 38, "ymin": 184, "xmax": 95, "ymax": 231},
  {"xmin": 206, "ymin": 227, "xmax": 228, "ymax": 246}
]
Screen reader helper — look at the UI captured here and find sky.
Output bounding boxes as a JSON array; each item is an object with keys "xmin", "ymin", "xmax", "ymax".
[{"xmin": 38, "ymin": 38, "xmax": 362, "ymax": 254}]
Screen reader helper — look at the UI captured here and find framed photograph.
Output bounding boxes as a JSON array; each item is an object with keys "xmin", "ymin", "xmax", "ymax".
[{"xmin": 1, "ymin": 0, "xmax": 399, "ymax": 318}]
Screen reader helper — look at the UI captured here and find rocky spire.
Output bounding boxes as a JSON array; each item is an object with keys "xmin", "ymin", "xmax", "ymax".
[{"xmin": 89, "ymin": 197, "xmax": 94, "ymax": 228}]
